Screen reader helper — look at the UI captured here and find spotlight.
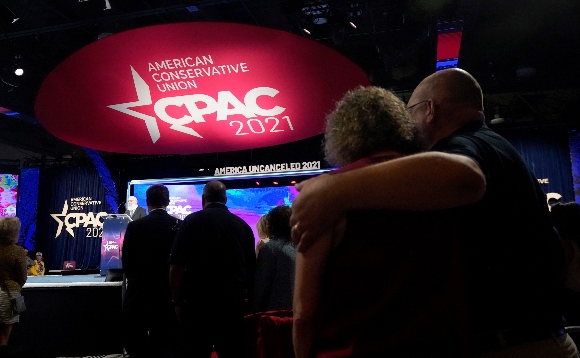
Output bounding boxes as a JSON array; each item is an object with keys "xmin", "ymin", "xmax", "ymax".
[
  {"xmin": 349, "ymin": 21, "xmax": 357, "ymax": 29},
  {"xmin": 1, "ymin": 56, "xmax": 23, "ymax": 88},
  {"xmin": 303, "ymin": 28, "xmax": 311, "ymax": 35},
  {"xmin": 13, "ymin": 55, "xmax": 23, "ymax": 76}
]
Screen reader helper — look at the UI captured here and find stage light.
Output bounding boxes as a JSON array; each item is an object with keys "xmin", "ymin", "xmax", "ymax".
[
  {"xmin": 349, "ymin": 21, "xmax": 357, "ymax": 29},
  {"xmin": 290, "ymin": 180, "xmax": 296, "ymax": 184},
  {"xmin": 1, "ymin": 57, "xmax": 23, "ymax": 87},
  {"xmin": 12, "ymin": 55, "xmax": 23, "ymax": 76},
  {"xmin": 273, "ymin": 181, "xmax": 279, "ymax": 185},
  {"xmin": 303, "ymin": 28, "xmax": 311, "ymax": 35},
  {"xmin": 256, "ymin": 181, "xmax": 260, "ymax": 186}
]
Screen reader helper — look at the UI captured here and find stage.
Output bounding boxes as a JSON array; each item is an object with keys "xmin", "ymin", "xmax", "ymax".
[
  {"xmin": 10, "ymin": 274, "xmax": 124, "ymax": 358},
  {"xmin": 24, "ymin": 274, "xmax": 113, "ymax": 286}
]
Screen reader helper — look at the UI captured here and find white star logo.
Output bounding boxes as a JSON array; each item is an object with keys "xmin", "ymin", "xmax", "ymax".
[
  {"xmin": 108, "ymin": 66, "xmax": 160, "ymax": 143},
  {"xmin": 51, "ymin": 200, "xmax": 70, "ymax": 238},
  {"xmin": 108, "ymin": 66, "xmax": 202, "ymax": 143}
]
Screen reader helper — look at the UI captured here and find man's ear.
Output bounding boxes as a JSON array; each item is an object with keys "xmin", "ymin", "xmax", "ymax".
[{"xmin": 425, "ymin": 99, "xmax": 437, "ymax": 124}]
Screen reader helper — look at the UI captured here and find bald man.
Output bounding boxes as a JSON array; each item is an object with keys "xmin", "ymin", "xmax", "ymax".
[
  {"xmin": 169, "ymin": 181, "xmax": 256, "ymax": 358},
  {"xmin": 290, "ymin": 69, "xmax": 577, "ymax": 357},
  {"xmin": 125, "ymin": 196, "xmax": 146, "ymax": 220}
]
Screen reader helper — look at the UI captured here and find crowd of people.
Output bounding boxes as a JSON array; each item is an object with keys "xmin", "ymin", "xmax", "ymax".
[{"xmin": 2, "ymin": 68, "xmax": 580, "ymax": 358}]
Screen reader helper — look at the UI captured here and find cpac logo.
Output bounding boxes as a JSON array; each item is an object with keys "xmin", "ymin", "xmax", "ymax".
[
  {"xmin": 108, "ymin": 67, "xmax": 286, "ymax": 143},
  {"xmin": 51, "ymin": 200, "xmax": 108, "ymax": 238},
  {"xmin": 167, "ymin": 205, "xmax": 192, "ymax": 215}
]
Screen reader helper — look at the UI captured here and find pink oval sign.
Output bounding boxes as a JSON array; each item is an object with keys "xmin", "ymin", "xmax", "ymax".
[{"xmin": 35, "ymin": 22, "xmax": 369, "ymax": 155}]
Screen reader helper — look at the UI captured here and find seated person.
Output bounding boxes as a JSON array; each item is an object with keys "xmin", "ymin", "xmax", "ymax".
[{"xmin": 29, "ymin": 251, "xmax": 45, "ymax": 276}]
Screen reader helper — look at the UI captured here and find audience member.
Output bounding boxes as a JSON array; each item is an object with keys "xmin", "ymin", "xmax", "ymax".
[
  {"xmin": 253, "ymin": 205, "xmax": 296, "ymax": 313},
  {"xmin": 169, "ymin": 180, "xmax": 256, "ymax": 358},
  {"xmin": 551, "ymin": 201, "xmax": 580, "ymax": 325},
  {"xmin": 121, "ymin": 184, "xmax": 182, "ymax": 358},
  {"xmin": 293, "ymin": 85, "xmax": 468, "ymax": 357},
  {"xmin": 551, "ymin": 201, "xmax": 580, "ymax": 243},
  {"xmin": 255, "ymin": 214, "xmax": 270, "ymax": 257},
  {"xmin": 290, "ymin": 68, "xmax": 578, "ymax": 357},
  {"xmin": 125, "ymin": 196, "xmax": 147, "ymax": 220},
  {"xmin": 0, "ymin": 217, "xmax": 27, "ymax": 345},
  {"xmin": 29, "ymin": 252, "xmax": 45, "ymax": 276}
]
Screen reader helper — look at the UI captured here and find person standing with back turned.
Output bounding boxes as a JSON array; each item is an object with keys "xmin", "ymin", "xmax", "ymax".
[
  {"xmin": 290, "ymin": 68, "xmax": 578, "ymax": 357},
  {"xmin": 122, "ymin": 184, "xmax": 182, "ymax": 358},
  {"xmin": 169, "ymin": 180, "xmax": 256, "ymax": 358}
]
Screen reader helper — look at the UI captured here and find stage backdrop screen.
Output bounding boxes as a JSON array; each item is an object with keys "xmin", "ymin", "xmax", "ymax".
[
  {"xmin": 0, "ymin": 174, "xmax": 18, "ymax": 217},
  {"xmin": 132, "ymin": 183, "xmax": 299, "ymax": 244}
]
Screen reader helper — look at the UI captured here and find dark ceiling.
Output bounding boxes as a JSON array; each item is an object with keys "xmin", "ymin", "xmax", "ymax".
[{"xmin": 0, "ymin": 0, "xmax": 579, "ymax": 166}]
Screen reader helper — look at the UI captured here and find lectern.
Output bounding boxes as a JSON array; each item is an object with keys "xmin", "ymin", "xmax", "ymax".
[{"xmin": 99, "ymin": 214, "xmax": 131, "ymax": 276}]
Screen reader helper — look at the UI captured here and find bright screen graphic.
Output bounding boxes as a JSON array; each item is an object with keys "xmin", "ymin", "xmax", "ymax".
[
  {"xmin": 35, "ymin": 22, "xmax": 369, "ymax": 154},
  {"xmin": 0, "ymin": 174, "xmax": 18, "ymax": 217},
  {"xmin": 132, "ymin": 184, "xmax": 299, "ymax": 244}
]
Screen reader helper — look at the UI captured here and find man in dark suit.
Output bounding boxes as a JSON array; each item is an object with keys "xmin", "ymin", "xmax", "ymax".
[
  {"xmin": 121, "ymin": 184, "xmax": 182, "ymax": 358},
  {"xmin": 169, "ymin": 181, "xmax": 256, "ymax": 358},
  {"xmin": 125, "ymin": 195, "xmax": 147, "ymax": 220}
]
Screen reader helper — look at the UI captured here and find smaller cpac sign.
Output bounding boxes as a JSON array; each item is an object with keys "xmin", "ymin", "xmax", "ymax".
[
  {"xmin": 35, "ymin": 22, "xmax": 369, "ymax": 155},
  {"xmin": 51, "ymin": 200, "xmax": 108, "ymax": 239}
]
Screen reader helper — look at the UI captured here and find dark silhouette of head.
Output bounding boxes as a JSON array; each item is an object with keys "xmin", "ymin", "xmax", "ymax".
[
  {"xmin": 551, "ymin": 201, "xmax": 580, "ymax": 244},
  {"xmin": 268, "ymin": 205, "xmax": 292, "ymax": 239},
  {"xmin": 202, "ymin": 181, "xmax": 227, "ymax": 207},
  {"xmin": 0, "ymin": 216, "xmax": 20, "ymax": 245},
  {"xmin": 146, "ymin": 184, "xmax": 170, "ymax": 209}
]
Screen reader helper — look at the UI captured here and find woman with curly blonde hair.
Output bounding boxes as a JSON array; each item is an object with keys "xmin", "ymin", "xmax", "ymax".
[{"xmin": 0, "ymin": 217, "xmax": 27, "ymax": 345}]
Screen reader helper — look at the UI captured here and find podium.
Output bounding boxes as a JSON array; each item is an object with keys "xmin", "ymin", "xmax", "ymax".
[{"xmin": 99, "ymin": 214, "xmax": 132, "ymax": 276}]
